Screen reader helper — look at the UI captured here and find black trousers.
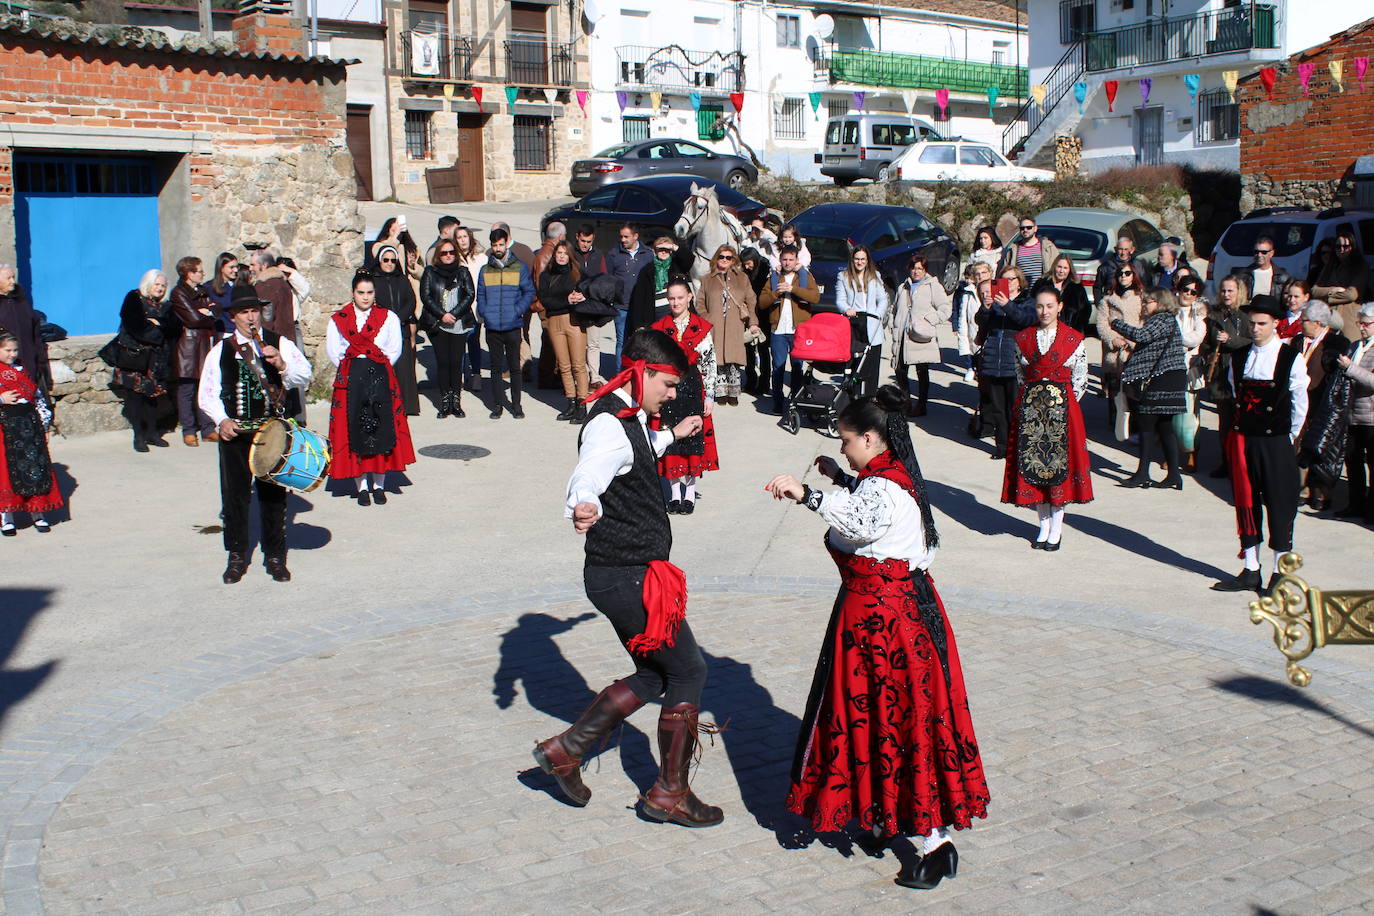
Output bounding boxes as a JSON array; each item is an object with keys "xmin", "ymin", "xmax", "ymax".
[
  {"xmin": 122, "ymin": 392, "xmax": 158, "ymax": 439},
  {"xmin": 1240, "ymin": 434, "xmax": 1300, "ymax": 551},
  {"xmin": 983, "ymin": 376, "xmax": 1017, "ymax": 454},
  {"xmin": 1133, "ymin": 412, "xmax": 1181, "ymax": 477},
  {"xmin": 896, "ymin": 363, "xmax": 931, "ymax": 404},
  {"xmin": 431, "ymin": 330, "xmax": 465, "ymax": 394},
  {"xmin": 486, "ymin": 327, "xmax": 522, "ymax": 408},
  {"xmin": 851, "ymin": 347, "xmax": 881, "ymax": 399},
  {"xmin": 584, "ymin": 564, "xmax": 707, "ymax": 707},
  {"xmin": 1347, "ymin": 425, "xmax": 1374, "ymax": 515},
  {"xmin": 219, "ymin": 434, "xmax": 287, "ymax": 557}
]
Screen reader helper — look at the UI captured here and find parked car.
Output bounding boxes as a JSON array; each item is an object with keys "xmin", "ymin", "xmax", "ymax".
[
  {"xmin": 1208, "ymin": 206, "xmax": 1374, "ymax": 291},
  {"xmin": 891, "ymin": 139, "xmax": 1055, "ymax": 183},
  {"xmin": 541, "ymin": 175, "xmax": 768, "ymax": 254},
  {"xmin": 1035, "ymin": 207, "xmax": 1165, "ymax": 295},
  {"xmin": 568, "ymin": 139, "xmax": 757, "ymax": 197},
  {"xmin": 787, "ymin": 202, "xmax": 961, "ymax": 304},
  {"xmin": 816, "ymin": 111, "xmax": 943, "ymax": 185}
]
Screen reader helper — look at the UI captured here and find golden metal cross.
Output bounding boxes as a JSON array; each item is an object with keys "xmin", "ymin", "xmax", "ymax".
[{"xmin": 1250, "ymin": 553, "xmax": 1374, "ymax": 687}]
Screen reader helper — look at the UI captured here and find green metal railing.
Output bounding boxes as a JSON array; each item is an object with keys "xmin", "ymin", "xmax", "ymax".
[
  {"xmin": 822, "ymin": 48, "xmax": 1028, "ymax": 96},
  {"xmin": 1085, "ymin": 4, "xmax": 1277, "ymax": 72}
]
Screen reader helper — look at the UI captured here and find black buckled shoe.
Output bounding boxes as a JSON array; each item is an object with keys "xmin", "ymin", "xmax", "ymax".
[
  {"xmin": 373, "ymin": 489, "xmax": 388, "ymax": 505},
  {"xmin": 223, "ymin": 551, "xmax": 248, "ymax": 584},
  {"xmin": 1210, "ymin": 568, "xmax": 1261, "ymax": 593},
  {"xmin": 896, "ymin": 842, "xmax": 958, "ymax": 890},
  {"xmin": 357, "ymin": 490, "xmax": 372, "ymax": 507},
  {"xmin": 264, "ymin": 556, "xmax": 291, "ymax": 582}
]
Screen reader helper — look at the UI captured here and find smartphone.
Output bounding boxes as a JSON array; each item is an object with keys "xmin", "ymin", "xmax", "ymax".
[{"xmin": 991, "ymin": 279, "xmax": 1011, "ymax": 300}]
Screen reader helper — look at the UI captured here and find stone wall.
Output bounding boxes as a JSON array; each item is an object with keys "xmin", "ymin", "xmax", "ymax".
[{"xmin": 46, "ymin": 336, "xmax": 126, "ymax": 436}]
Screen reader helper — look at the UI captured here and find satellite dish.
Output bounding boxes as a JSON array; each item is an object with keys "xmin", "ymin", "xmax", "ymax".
[
  {"xmin": 584, "ymin": 0, "xmax": 605, "ymax": 24},
  {"xmin": 812, "ymin": 14, "xmax": 835, "ymax": 39},
  {"xmin": 804, "ymin": 34, "xmax": 820, "ymax": 61}
]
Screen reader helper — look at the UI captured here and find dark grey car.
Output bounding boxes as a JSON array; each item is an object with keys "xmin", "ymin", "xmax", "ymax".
[{"xmin": 568, "ymin": 139, "xmax": 757, "ymax": 197}]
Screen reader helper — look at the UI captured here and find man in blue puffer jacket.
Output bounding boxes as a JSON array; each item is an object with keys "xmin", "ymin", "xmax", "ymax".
[{"xmin": 477, "ymin": 227, "xmax": 535, "ymax": 419}]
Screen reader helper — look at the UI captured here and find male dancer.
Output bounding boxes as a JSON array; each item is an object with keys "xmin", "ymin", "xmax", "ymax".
[
  {"xmin": 534, "ymin": 328, "xmax": 723, "ymax": 827},
  {"xmin": 197, "ymin": 285, "xmax": 312, "ymax": 583},
  {"xmin": 1211, "ymin": 294, "xmax": 1308, "ymax": 594}
]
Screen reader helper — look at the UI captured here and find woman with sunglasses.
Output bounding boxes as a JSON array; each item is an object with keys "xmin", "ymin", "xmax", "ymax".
[
  {"xmin": 1096, "ymin": 262, "xmax": 1145, "ymax": 435},
  {"xmin": 1312, "ymin": 231, "xmax": 1370, "ymax": 333},
  {"xmin": 1174, "ymin": 276, "xmax": 1209, "ymax": 473},
  {"xmin": 372, "ymin": 245, "xmax": 421, "ymax": 416},
  {"xmin": 537, "ymin": 240, "xmax": 590, "ymax": 422},
  {"xmin": 419, "ymin": 239, "xmax": 476, "ymax": 418},
  {"xmin": 697, "ymin": 244, "xmax": 759, "ymax": 405}
]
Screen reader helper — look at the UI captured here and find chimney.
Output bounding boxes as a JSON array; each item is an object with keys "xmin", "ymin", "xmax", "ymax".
[{"xmin": 232, "ymin": 0, "xmax": 306, "ymax": 56}]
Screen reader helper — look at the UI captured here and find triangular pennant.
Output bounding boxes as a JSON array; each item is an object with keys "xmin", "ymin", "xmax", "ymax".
[
  {"xmin": 1295, "ymin": 63, "xmax": 1313, "ymax": 97},
  {"xmin": 1030, "ymin": 84, "xmax": 1046, "ymax": 109},
  {"xmin": 1357, "ymin": 57, "xmax": 1369, "ymax": 92},
  {"xmin": 852, "ymin": 90, "xmax": 865, "ymax": 111},
  {"xmin": 543, "ymin": 88, "xmax": 556, "ymax": 105},
  {"xmin": 1104, "ymin": 80, "xmax": 1119, "ymax": 112},
  {"xmin": 901, "ymin": 89, "xmax": 918, "ymax": 113},
  {"xmin": 649, "ymin": 91, "xmax": 662, "ymax": 111},
  {"xmin": 615, "ymin": 90, "xmax": 628, "ymax": 113},
  {"xmin": 808, "ymin": 91, "xmax": 822, "ymax": 120},
  {"xmin": 1139, "ymin": 77, "xmax": 1152, "ymax": 105},
  {"xmin": 442, "ymin": 83, "xmax": 455, "ymax": 100},
  {"xmin": 1074, "ymin": 81, "xmax": 1088, "ymax": 114},
  {"xmin": 505, "ymin": 86, "xmax": 519, "ymax": 108},
  {"xmin": 729, "ymin": 92, "xmax": 744, "ymax": 114},
  {"xmin": 986, "ymin": 85, "xmax": 999, "ymax": 118},
  {"xmin": 1183, "ymin": 74, "xmax": 1200, "ymax": 103},
  {"xmin": 576, "ymin": 89, "xmax": 588, "ymax": 116},
  {"xmin": 1329, "ymin": 59, "xmax": 1344, "ymax": 93},
  {"xmin": 935, "ymin": 88, "xmax": 949, "ymax": 119},
  {"xmin": 1222, "ymin": 71, "xmax": 1239, "ymax": 102},
  {"xmin": 472, "ymin": 86, "xmax": 484, "ymax": 110},
  {"xmin": 689, "ymin": 92, "xmax": 701, "ymax": 112}
]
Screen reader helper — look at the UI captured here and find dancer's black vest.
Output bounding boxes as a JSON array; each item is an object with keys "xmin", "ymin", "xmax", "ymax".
[
  {"xmin": 1231, "ymin": 343, "xmax": 1298, "ymax": 438},
  {"xmin": 578, "ymin": 396, "xmax": 671, "ymax": 567}
]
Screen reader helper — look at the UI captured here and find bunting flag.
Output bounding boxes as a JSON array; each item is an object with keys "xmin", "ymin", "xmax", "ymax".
[
  {"xmin": 1222, "ymin": 70, "xmax": 1239, "ymax": 101},
  {"xmin": 1296, "ymin": 62, "xmax": 1313, "ymax": 96},
  {"xmin": 1030, "ymin": 84, "xmax": 1047, "ymax": 109},
  {"xmin": 1329, "ymin": 59, "xmax": 1344, "ymax": 93},
  {"xmin": 1183, "ymin": 73, "xmax": 1200, "ymax": 103},
  {"xmin": 986, "ymin": 85, "xmax": 999, "ymax": 117},
  {"xmin": 808, "ymin": 91, "xmax": 822, "ymax": 120},
  {"xmin": 543, "ymin": 88, "xmax": 556, "ymax": 105},
  {"xmin": 442, "ymin": 83, "xmax": 455, "ymax": 100},
  {"xmin": 1139, "ymin": 77, "xmax": 1152, "ymax": 105},
  {"xmin": 472, "ymin": 86, "xmax": 484, "ymax": 111},
  {"xmin": 1074, "ymin": 80, "xmax": 1088, "ymax": 113},
  {"xmin": 1358, "ymin": 57, "xmax": 1370, "ymax": 92},
  {"xmin": 901, "ymin": 89, "xmax": 918, "ymax": 113},
  {"xmin": 935, "ymin": 87, "xmax": 949, "ymax": 119},
  {"xmin": 730, "ymin": 91, "xmax": 744, "ymax": 114},
  {"xmin": 689, "ymin": 91, "xmax": 702, "ymax": 112},
  {"xmin": 576, "ymin": 89, "xmax": 589, "ymax": 116},
  {"xmin": 616, "ymin": 90, "xmax": 628, "ymax": 113},
  {"xmin": 650, "ymin": 90, "xmax": 662, "ymax": 111},
  {"xmin": 852, "ymin": 90, "xmax": 866, "ymax": 111},
  {"xmin": 505, "ymin": 86, "xmax": 519, "ymax": 108},
  {"xmin": 1104, "ymin": 80, "xmax": 1119, "ymax": 112}
]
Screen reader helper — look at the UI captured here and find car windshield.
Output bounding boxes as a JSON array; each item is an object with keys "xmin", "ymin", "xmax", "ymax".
[
  {"xmin": 1220, "ymin": 221, "xmax": 1317, "ymax": 257},
  {"xmin": 1038, "ymin": 225, "xmax": 1107, "ymax": 261},
  {"xmin": 593, "ymin": 143, "xmax": 635, "ymax": 159},
  {"xmin": 796, "ymin": 231, "xmax": 855, "ymax": 262}
]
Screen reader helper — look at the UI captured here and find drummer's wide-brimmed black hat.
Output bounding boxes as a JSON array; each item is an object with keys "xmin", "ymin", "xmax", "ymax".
[
  {"xmin": 226, "ymin": 283, "xmax": 268, "ymax": 311},
  {"xmin": 1241, "ymin": 293, "xmax": 1284, "ymax": 319}
]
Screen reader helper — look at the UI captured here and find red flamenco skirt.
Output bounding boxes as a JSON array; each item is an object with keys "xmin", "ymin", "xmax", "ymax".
[
  {"xmin": 786, "ymin": 545, "xmax": 990, "ymax": 839},
  {"xmin": 0, "ymin": 405, "xmax": 64, "ymax": 514},
  {"xmin": 653, "ymin": 364, "xmax": 719, "ymax": 478},
  {"xmin": 327, "ymin": 366, "xmax": 416, "ymax": 479},
  {"xmin": 1001, "ymin": 380, "xmax": 1094, "ymax": 507}
]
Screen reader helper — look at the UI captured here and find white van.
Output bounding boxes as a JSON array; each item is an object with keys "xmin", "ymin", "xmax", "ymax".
[{"xmin": 816, "ymin": 112, "xmax": 943, "ymax": 185}]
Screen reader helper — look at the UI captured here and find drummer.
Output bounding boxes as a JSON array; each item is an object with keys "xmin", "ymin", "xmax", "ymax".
[{"xmin": 197, "ymin": 284, "xmax": 313, "ymax": 584}]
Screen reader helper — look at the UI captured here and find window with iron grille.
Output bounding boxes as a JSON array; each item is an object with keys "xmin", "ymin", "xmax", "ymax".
[
  {"xmin": 1196, "ymin": 88, "xmax": 1239, "ymax": 143},
  {"xmin": 15, "ymin": 158, "xmax": 155, "ymax": 194},
  {"xmin": 1059, "ymin": 0, "xmax": 1094, "ymax": 43},
  {"xmin": 776, "ymin": 13, "xmax": 800, "ymax": 48},
  {"xmin": 622, "ymin": 116, "xmax": 650, "ymax": 143},
  {"xmin": 826, "ymin": 97, "xmax": 849, "ymax": 120},
  {"xmin": 772, "ymin": 97, "xmax": 806, "ymax": 140},
  {"xmin": 697, "ymin": 103, "xmax": 725, "ymax": 141},
  {"xmin": 404, "ymin": 110, "xmax": 432, "ymax": 159},
  {"xmin": 514, "ymin": 114, "xmax": 553, "ymax": 170}
]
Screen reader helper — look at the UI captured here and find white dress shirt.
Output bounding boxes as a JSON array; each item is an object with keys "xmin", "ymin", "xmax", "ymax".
[
  {"xmin": 820, "ymin": 475, "xmax": 938, "ymax": 571},
  {"xmin": 325, "ymin": 306, "xmax": 402, "ymax": 366},
  {"xmin": 1251, "ymin": 267, "xmax": 1273, "ymax": 296},
  {"xmin": 565, "ymin": 389, "xmax": 674, "ymax": 518},
  {"xmin": 1233, "ymin": 335, "xmax": 1309, "ymax": 440},
  {"xmin": 197, "ymin": 330, "xmax": 312, "ymax": 427},
  {"xmin": 774, "ymin": 271, "xmax": 800, "ymax": 335}
]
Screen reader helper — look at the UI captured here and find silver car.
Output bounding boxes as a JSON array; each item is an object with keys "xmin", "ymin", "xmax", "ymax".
[
  {"xmin": 1035, "ymin": 207, "xmax": 1165, "ymax": 297},
  {"xmin": 569, "ymin": 139, "xmax": 757, "ymax": 197}
]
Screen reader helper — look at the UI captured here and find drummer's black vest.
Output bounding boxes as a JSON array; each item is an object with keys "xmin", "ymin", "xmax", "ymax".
[
  {"xmin": 578, "ymin": 397, "xmax": 672, "ymax": 567},
  {"xmin": 219, "ymin": 330, "xmax": 301, "ymax": 420}
]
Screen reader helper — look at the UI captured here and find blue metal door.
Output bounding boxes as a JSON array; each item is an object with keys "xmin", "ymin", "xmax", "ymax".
[{"xmin": 14, "ymin": 156, "xmax": 161, "ymax": 336}]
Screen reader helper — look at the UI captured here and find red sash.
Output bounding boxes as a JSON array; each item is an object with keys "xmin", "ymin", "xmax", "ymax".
[{"xmin": 331, "ymin": 306, "xmax": 397, "ymax": 391}]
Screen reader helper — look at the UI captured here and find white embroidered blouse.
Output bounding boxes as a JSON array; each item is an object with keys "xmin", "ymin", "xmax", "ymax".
[
  {"xmin": 818, "ymin": 473, "xmax": 937, "ymax": 571},
  {"xmin": 1015, "ymin": 325, "xmax": 1089, "ymax": 400}
]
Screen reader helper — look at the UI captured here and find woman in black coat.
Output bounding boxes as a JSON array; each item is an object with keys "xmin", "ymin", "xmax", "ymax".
[
  {"xmin": 373, "ymin": 244, "xmax": 420, "ymax": 416},
  {"xmin": 1034, "ymin": 255, "xmax": 1091, "ymax": 335},
  {"xmin": 536, "ymin": 242, "xmax": 590, "ymax": 422},
  {"xmin": 115, "ymin": 270, "xmax": 172, "ymax": 452},
  {"xmin": 419, "ymin": 238, "xmax": 476, "ymax": 419}
]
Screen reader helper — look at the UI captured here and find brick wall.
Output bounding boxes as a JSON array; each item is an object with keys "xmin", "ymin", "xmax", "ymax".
[{"xmin": 1238, "ymin": 21, "xmax": 1374, "ymax": 209}]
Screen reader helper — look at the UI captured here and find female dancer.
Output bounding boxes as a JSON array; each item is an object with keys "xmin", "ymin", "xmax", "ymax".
[
  {"xmin": 1002, "ymin": 286, "xmax": 1092, "ymax": 549},
  {"xmin": 764, "ymin": 385, "xmax": 990, "ymax": 890},
  {"xmin": 651, "ymin": 277, "xmax": 718, "ymax": 514},
  {"xmin": 326, "ymin": 271, "xmax": 416, "ymax": 505},
  {"xmin": 0, "ymin": 330, "xmax": 62, "ymax": 534}
]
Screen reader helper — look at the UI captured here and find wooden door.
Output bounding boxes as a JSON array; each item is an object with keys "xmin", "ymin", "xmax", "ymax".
[
  {"xmin": 346, "ymin": 106, "xmax": 374, "ymax": 200},
  {"xmin": 456, "ymin": 113, "xmax": 484, "ymax": 201}
]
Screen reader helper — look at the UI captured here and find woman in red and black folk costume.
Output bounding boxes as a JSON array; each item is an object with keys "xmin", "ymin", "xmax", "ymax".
[
  {"xmin": 0, "ymin": 329, "xmax": 63, "ymax": 535},
  {"xmin": 764, "ymin": 385, "xmax": 989, "ymax": 891},
  {"xmin": 326, "ymin": 270, "xmax": 416, "ymax": 506},
  {"xmin": 534, "ymin": 328, "xmax": 724, "ymax": 828},
  {"xmin": 651, "ymin": 277, "xmax": 719, "ymax": 515},
  {"xmin": 1002, "ymin": 285, "xmax": 1093, "ymax": 550}
]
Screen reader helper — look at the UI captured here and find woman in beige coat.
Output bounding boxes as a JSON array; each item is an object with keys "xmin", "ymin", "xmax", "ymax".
[
  {"xmin": 888, "ymin": 254, "xmax": 951, "ymax": 416},
  {"xmin": 1096, "ymin": 262, "xmax": 1145, "ymax": 431},
  {"xmin": 696, "ymin": 243, "xmax": 759, "ymax": 404}
]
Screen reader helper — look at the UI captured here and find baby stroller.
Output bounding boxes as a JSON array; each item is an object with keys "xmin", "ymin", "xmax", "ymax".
[{"xmin": 781, "ymin": 312, "xmax": 875, "ymax": 438}]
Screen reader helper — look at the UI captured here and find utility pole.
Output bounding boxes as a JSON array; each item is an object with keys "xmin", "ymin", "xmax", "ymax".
[{"xmin": 199, "ymin": 0, "xmax": 211, "ymax": 40}]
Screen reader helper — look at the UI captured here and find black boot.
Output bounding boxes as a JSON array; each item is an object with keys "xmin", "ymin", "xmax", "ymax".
[
  {"xmin": 556, "ymin": 398, "xmax": 577, "ymax": 422},
  {"xmin": 223, "ymin": 551, "xmax": 248, "ymax": 584},
  {"xmin": 642, "ymin": 703, "xmax": 724, "ymax": 827},
  {"xmin": 571, "ymin": 401, "xmax": 587, "ymax": 424},
  {"xmin": 488, "ymin": 378, "xmax": 503, "ymax": 419},
  {"xmin": 532, "ymin": 680, "xmax": 644, "ymax": 806},
  {"xmin": 451, "ymin": 390, "xmax": 465, "ymax": 418},
  {"xmin": 436, "ymin": 390, "xmax": 451, "ymax": 419},
  {"xmin": 1211, "ymin": 568, "xmax": 1261, "ymax": 593}
]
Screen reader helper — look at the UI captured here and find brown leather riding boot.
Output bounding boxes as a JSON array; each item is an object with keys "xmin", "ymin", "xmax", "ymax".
[
  {"xmin": 642, "ymin": 702, "xmax": 724, "ymax": 827},
  {"xmin": 532, "ymin": 680, "xmax": 644, "ymax": 807}
]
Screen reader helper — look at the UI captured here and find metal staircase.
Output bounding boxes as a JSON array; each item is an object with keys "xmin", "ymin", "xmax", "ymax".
[{"xmin": 1002, "ymin": 42, "xmax": 1086, "ymax": 164}]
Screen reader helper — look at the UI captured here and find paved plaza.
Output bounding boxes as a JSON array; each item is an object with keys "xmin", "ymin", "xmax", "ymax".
[{"xmin": 3, "ymin": 210, "xmax": 1374, "ymax": 912}]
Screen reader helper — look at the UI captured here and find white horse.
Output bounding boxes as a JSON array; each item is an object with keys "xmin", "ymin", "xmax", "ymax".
[{"xmin": 673, "ymin": 181, "xmax": 749, "ymax": 287}]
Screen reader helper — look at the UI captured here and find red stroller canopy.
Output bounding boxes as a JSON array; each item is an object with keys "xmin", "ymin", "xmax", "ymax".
[{"xmin": 791, "ymin": 313, "xmax": 852, "ymax": 364}]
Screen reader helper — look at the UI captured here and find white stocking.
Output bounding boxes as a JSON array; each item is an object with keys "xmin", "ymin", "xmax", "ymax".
[
  {"xmin": 355, "ymin": 475, "xmax": 370, "ymax": 492},
  {"xmin": 1036, "ymin": 503, "xmax": 1052, "ymax": 542},
  {"xmin": 1048, "ymin": 507, "xmax": 1065, "ymax": 544},
  {"xmin": 1271, "ymin": 548, "xmax": 1285, "ymax": 576},
  {"xmin": 0, "ymin": 511, "xmax": 13, "ymax": 529},
  {"xmin": 369, "ymin": 472, "xmax": 387, "ymax": 490},
  {"xmin": 684, "ymin": 475, "xmax": 697, "ymax": 503},
  {"xmin": 1243, "ymin": 545, "xmax": 1261, "ymax": 571},
  {"xmin": 921, "ymin": 826, "xmax": 952, "ymax": 854},
  {"xmin": 669, "ymin": 479, "xmax": 683, "ymax": 501}
]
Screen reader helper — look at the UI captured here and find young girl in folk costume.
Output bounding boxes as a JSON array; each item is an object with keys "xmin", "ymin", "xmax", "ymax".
[
  {"xmin": 651, "ymin": 277, "xmax": 719, "ymax": 515},
  {"xmin": 326, "ymin": 271, "xmax": 416, "ymax": 506},
  {"xmin": 0, "ymin": 330, "xmax": 62, "ymax": 534},
  {"xmin": 1002, "ymin": 286, "xmax": 1093, "ymax": 551},
  {"xmin": 764, "ymin": 386, "xmax": 990, "ymax": 891}
]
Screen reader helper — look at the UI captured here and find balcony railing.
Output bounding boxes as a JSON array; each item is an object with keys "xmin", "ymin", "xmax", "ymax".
[
  {"xmin": 614, "ymin": 44, "xmax": 745, "ymax": 94},
  {"xmin": 815, "ymin": 46, "xmax": 1028, "ymax": 96},
  {"xmin": 1084, "ymin": 3, "xmax": 1277, "ymax": 72},
  {"xmin": 401, "ymin": 30, "xmax": 574, "ymax": 86}
]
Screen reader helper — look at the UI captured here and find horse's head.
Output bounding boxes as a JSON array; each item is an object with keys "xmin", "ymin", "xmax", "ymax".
[{"xmin": 674, "ymin": 182, "xmax": 714, "ymax": 239}]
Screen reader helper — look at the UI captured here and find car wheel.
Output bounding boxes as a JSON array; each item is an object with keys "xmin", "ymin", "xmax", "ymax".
[
  {"xmin": 941, "ymin": 255, "xmax": 960, "ymax": 294},
  {"xmin": 875, "ymin": 164, "xmax": 890, "ymax": 181},
  {"xmin": 833, "ymin": 177, "xmax": 855, "ymax": 187},
  {"xmin": 726, "ymin": 169, "xmax": 747, "ymax": 190}
]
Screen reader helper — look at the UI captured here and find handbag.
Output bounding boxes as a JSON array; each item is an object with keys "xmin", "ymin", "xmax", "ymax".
[
  {"xmin": 98, "ymin": 332, "xmax": 152, "ymax": 372},
  {"xmin": 908, "ymin": 310, "xmax": 938, "ymax": 344}
]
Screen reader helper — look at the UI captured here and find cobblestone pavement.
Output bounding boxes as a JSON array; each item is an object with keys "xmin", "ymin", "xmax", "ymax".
[{"xmin": 9, "ymin": 579, "xmax": 1374, "ymax": 914}]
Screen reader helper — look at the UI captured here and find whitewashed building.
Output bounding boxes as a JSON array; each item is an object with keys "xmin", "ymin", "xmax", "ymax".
[
  {"xmin": 1012, "ymin": 0, "xmax": 1369, "ymax": 173},
  {"xmin": 585, "ymin": 0, "xmax": 1027, "ymax": 183}
]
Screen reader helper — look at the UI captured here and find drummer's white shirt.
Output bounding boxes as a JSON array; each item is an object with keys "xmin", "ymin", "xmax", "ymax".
[{"xmin": 197, "ymin": 330, "xmax": 312, "ymax": 428}]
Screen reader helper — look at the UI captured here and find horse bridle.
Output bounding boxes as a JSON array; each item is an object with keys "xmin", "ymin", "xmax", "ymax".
[{"xmin": 678, "ymin": 192, "xmax": 708, "ymax": 237}]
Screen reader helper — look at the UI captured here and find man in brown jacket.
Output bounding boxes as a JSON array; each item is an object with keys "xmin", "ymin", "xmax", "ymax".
[
  {"xmin": 757, "ymin": 245, "xmax": 820, "ymax": 413},
  {"xmin": 251, "ymin": 250, "xmax": 296, "ymax": 342}
]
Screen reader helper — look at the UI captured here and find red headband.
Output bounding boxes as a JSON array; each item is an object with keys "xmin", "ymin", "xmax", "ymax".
[{"xmin": 584, "ymin": 357, "xmax": 679, "ymax": 417}]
